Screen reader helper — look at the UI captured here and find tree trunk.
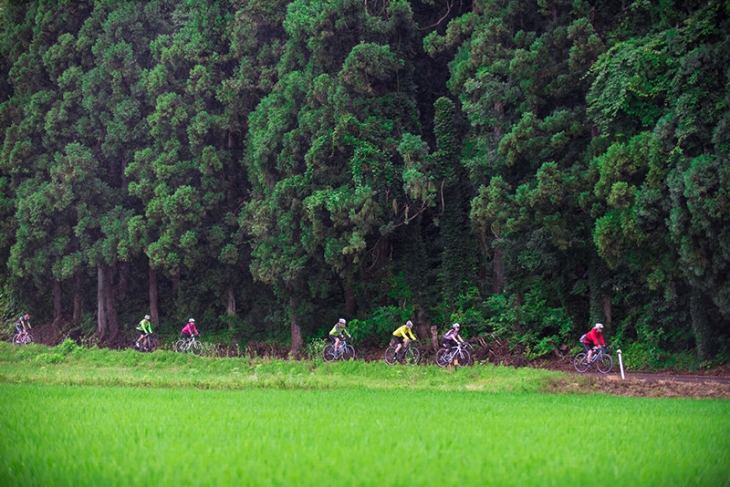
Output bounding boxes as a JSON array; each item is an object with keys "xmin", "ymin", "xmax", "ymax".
[
  {"xmin": 73, "ymin": 272, "xmax": 82, "ymax": 324},
  {"xmin": 493, "ymin": 246, "xmax": 505, "ymax": 294},
  {"xmin": 115, "ymin": 261, "xmax": 129, "ymax": 303},
  {"xmin": 103, "ymin": 265, "xmax": 118, "ymax": 339},
  {"xmin": 289, "ymin": 295, "xmax": 303, "ymax": 354},
  {"xmin": 691, "ymin": 290, "xmax": 714, "ymax": 361},
  {"xmin": 345, "ymin": 279, "xmax": 356, "ymax": 316},
  {"xmin": 53, "ymin": 279, "xmax": 62, "ymax": 325},
  {"xmin": 602, "ymin": 294, "xmax": 612, "ymax": 328},
  {"xmin": 149, "ymin": 263, "xmax": 158, "ymax": 324},
  {"xmin": 171, "ymin": 270, "xmax": 179, "ymax": 299},
  {"xmin": 227, "ymin": 285, "xmax": 236, "ymax": 315},
  {"xmin": 430, "ymin": 325, "xmax": 439, "ymax": 353},
  {"xmin": 96, "ymin": 264, "xmax": 118, "ymax": 341},
  {"xmin": 97, "ymin": 265, "xmax": 107, "ymax": 337}
]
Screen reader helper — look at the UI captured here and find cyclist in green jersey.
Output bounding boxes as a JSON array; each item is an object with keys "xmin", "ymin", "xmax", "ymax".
[
  {"xmin": 135, "ymin": 315, "xmax": 152, "ymax": 348},
  {"xmin": 329, "ymin": 318, "xmax": 352, "ymax": 354}
]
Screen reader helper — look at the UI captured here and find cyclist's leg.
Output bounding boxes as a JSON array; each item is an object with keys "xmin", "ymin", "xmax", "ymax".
[
  {"xmin": 582, "ymin": 342, "xmax": 593, "ymax": 364},
  {"xmin": 393, "ymin": 337, "xmax": 403, "ymax": 357}
]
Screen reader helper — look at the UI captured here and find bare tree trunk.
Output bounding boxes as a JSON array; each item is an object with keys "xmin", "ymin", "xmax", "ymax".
[
  {"xmin": 171, "ymin": 270, "xmax": 179, "ymax": 299},
  {"xmin": 97, "ymin": 264, "xmax": 118, "ymax": 341},
  {"xmin": 493, "ymin": 247, "xmax": 505, "ymax": 294},
  {"xmin": 53, "ymin": 279, "xmax": 62, "ymax": 325},
  {"xmin": 430, "ymin": 325, "xmax": 439, "ymax": 353},
  {"xmin": 227, "ymin": 285, "xmax": 236, "ymax": 315},
  {"xmin": 345, "ymin": 279, "xmax": 356, "ymax": 315},
  {"xmin": 73, "ymin": 272, "xmax": 83, "ymax": 324},
  {"xmin": 103, "ymin": 265, "xmax": 118, "ymax": 339},
  {"xmin": 115, "ymin": 261, "xmax": 129, "ymax": 303},
  {"xmin": 97, "ymin": 265, "xmax": 107, "ymax": 337},
  {"xmin": 289, "ymin": 295, "xmax": 303, "ymax": 354},
  {"xmin": 226, "ymin": 285, "xmax": 237, "ymax": 332},
  {"xmin": 149, "ymin": 264, "xmax": 158, "ymax": 325},
  {"xmin": 602, "ymin": 294, "xmax": 612, "ymax": 328}
]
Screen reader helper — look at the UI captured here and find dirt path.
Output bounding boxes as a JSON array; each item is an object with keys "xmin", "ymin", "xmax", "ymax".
[{"xmin": 596, "ymin": 372, "xmax": 730, "ymax": 384}]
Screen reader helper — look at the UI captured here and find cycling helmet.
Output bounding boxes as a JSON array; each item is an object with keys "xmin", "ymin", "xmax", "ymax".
[
  {"xmin": 594, "ymin": 323, "xmax": 604, "ymax": 330},
  {"xmin": 144, "ymin": 315, "xmax": 150, "ymax": 320},
  {"xmin": 452, "ymin": 323, "xmax": 460, "ymax": 329},
  {"xmin": 339, "ymin": 318, "xmax": 346, "ymax": 325},
  {"xmin": 406, "ymin": 320, "xmax": 413, "ymax": 328},
  {"xmin": 189, "ymin": 318, "xmax": 195, "ymax": 323}
]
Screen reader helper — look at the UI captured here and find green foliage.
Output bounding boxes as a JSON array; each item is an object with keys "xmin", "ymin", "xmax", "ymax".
[
  {"xmin": 303, "ymin": 337, "xmax": 327, "ymax": 363},
  {"xmin": 484, "ymin": 289, "xmax": 574, "ymax": 359},
  {"xmin": 348, "ymin": 305, "xmax": 413, "ymax": 346},
  {"xmin": 0, "ymin": 0, "xmax": 728, "ymax": 363}
]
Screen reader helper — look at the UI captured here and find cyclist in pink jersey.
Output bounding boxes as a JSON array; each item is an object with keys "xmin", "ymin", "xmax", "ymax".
[{"xmin": 180, "ymin": 318, "xmax": 200, "ymax": 340}]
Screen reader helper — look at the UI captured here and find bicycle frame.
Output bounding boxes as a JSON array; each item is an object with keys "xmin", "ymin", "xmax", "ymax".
[
  {"xmin": 446, "ymin": 343, "xmax": 468, "ymax": 363},
  {"xmin": 437, "ymin": 342, "xmax": 472, "ymax": 367}
]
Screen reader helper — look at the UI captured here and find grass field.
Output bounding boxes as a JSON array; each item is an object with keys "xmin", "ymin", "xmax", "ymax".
[{"xmin": 1, "ymin": 342, "xmax": 729, "ymax": 486}]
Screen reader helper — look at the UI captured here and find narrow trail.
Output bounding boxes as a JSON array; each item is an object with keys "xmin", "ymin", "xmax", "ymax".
[{"xmin": 587, "ymin": 372, "xmax": 730, "ymax": 385}]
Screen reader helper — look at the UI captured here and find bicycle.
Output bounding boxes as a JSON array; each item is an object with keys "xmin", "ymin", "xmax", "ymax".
[
  {"xmin": 323, "ymin": 339, "xmax": 355, "ymax": 362},
  {"xmin": 133, "ymin": 333, "xmax": 158, "ymax": 352},
  {"xmin": 175, "ymin": 335, "xmax": 203, "ymax": 355},
  {"xmin": 573, "ymin": 345, "xmax": 613, "ymax": 374},
  {"xmin": 384, "ymin": 341, "xmax": 420, "ymax": 365},
  {"xmin": 435, "ymin": 342, "xmax": 473, "ymax": 367},
  {"xmin": 12, "ymin": 331, "xmax": 33, "ymax": 345}
]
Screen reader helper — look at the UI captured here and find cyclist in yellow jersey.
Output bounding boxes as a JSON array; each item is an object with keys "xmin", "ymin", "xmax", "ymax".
[
  {"xmin": 392, "ymin": 320, "xmax": 417, "ymax": 358},
  {"xmin": 329, "ymin": 318, "xmax": 351, "ymax": 354}
]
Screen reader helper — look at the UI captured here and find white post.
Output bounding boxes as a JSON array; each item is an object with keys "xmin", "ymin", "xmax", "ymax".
[{"xmin": 617, "ymin": 349, "xmax": 625, "ymax": 380}]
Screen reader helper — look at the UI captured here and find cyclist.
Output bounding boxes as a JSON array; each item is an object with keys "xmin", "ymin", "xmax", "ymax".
[
  {"xmin": 392, "ymin": 320, "xmax": 417, "ymax": 358},
  {"xmin": 580, "ymin": 323, "xmax": 606, "ymax": 365},
  {"xmin": 15, "ymin": 313, "xmax": 32, "ymax": 341},
  {"xmin": 329, "ymin": 318, "xmax": 352, "ymax": 354},
  {"xmin": 135, "ymin": 314, "xmax": 152, "ymax": 349},
  {"xmin": 442, "ymin": 323, "xmax": 465, "ymax": 353},
  {"xmin": 181, "ymin": 318, "xmax": 200, "ymax": 340}
]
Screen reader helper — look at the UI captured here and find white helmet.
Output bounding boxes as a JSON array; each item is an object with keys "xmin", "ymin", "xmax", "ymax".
[
  {"xmin": 189, "ymin": 318, "xmax": 195, "ymax": 323},
  {"xmin": 144, "ymin": 315, "xmax": 150, "ymax": 320},
  {"xmin": 339, "ymin": 318, "xmax": 346, "ymax": 325},
  {"xmin": 406, "ymin": 320, "xmax": 413, "ymax": 328},
  {"xmin": 594, "ymin": 323, "xmax": 603, "ymax": 330},
  {"xmin": 452, "ymin": 323, "xmax": 460, "ymax": 329}
]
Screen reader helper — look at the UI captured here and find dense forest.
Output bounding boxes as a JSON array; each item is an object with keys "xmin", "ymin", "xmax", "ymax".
[{"xmin": 1, "ymin": 0, "xmax": 728, "ymax": 362}]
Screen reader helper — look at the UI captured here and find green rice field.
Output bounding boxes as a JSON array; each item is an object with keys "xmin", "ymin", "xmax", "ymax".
[{"xmin": 1, "ymin": 342, "xmax": 729, "ymax": 486}]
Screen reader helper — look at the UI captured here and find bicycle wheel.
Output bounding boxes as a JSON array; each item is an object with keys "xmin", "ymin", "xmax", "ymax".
[
  {"xmin": 24, "ymin": 334, "xmax": 33, "ymax": 344},
  {"xmin": 384, "ymin": 346, "xmax": 397, "ymax": 365},
  {"xmin": 191, "ymin": 340, "xmax": 203, "ymax": 356},
  {"xmin": 403, "ymin": 347, "xmax": 419, "ymax": 366},
  {"xmin": 456, "ymin": 349, "xmax": 472, "ymax": 367},
  {"xmin": 148, "ymin": 335, "xmax": 158, "ymax": 351},
  {"xmin": 174, "ymin": 340, "xmax": 186, "ymax": 352},
  {"xmin": 12, "ymin": 334, "xmax": 21, "ymax": 345},
  {"xmin": 596, "ymin": 354, "xmax": 613, "ymax": 374},
  {"xmin": 341, "ymin": 345, "xmax": 355, "ymax": 361},
  {"xmin": 323, "ymin": 344, "xmax": 336, "ymax": 362},
  {"xmin": 435, "ymin": 348, "xmax": 449, "ymax": 367},
  {"xmin": 573, "ymin": 353, "xmax": 589, "ymax": 373}
]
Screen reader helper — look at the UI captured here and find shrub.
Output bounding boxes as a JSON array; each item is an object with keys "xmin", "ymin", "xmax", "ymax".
[{"xmin": 349, "ymin": 306, "xmax": 413, "ymax": 346}]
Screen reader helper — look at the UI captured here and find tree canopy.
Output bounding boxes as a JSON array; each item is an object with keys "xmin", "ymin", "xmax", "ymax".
[{"xmin": 1, "ymin": 0, "xmax": 728, "ymax": 362}]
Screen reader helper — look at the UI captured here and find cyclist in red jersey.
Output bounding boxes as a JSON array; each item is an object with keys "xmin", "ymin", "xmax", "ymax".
[{"xmin": 580, "ymin": 323, "xmax": 606, "ymax": 365}]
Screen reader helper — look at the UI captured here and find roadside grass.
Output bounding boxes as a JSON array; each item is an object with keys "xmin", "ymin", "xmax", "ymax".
[
  {"xmin": 0, "ymin": 341, "xmax": 566, "ymax": 393},
  {"xmin": 1, "ymin": 384, "xmax": 729, "ymax": 487}
]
